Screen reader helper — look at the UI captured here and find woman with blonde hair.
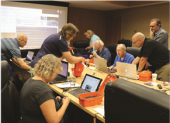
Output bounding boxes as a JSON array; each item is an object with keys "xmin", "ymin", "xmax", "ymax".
[
  {"xmin": 30, "ymin": 23, "xmax": 84, "ymax": 68},
  {"xmin": 84, "ymin": 30, "xmax": 100, "ymax": 54},
  {"xmin": 20, "ymin": 54, "xmax": 70, "ymax": 123}
]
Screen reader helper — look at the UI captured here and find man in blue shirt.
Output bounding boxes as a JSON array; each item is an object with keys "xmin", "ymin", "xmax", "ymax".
[
  {"xmin": 109, "ymin": 44, "xmax": 135, "ymax": 70},
  {"xmin": 90, "ymin": 40, "xmax": 111, "ymax": 66},
  {"xmin": 1, "ymin": 33, "xmax": 30, "ymax": 71}
]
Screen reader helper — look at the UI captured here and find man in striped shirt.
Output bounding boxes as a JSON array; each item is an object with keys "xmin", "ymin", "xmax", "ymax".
[{"xmin": 1, "ymin": 33, "xmax": 30, "ymax": 71}]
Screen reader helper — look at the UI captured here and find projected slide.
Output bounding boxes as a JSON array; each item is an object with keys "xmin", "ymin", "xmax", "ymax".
[{"xmin": 1, "ymin": 2, "xmax": 67, "ymax": 48}]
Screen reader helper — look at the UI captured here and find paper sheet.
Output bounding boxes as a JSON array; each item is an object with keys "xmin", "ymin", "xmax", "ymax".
[
  {"xmin": 55, "ymin": 82, "xmax": 80, "ymax": 88},
  {"xmin": 94, "ymin": 106, "xmax": 104, "ymax": 116}
]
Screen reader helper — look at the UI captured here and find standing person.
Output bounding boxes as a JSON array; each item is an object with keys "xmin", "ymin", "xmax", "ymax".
[
  {"xmin": 84, "ymin": 30, "xmax": 100, "ymax": 54},
  {"xmin": 30, "ymin": 23, "xmax": 84, "ymax": 68},
  {"xmin": 90, "ymin": 40, "xmax": 111, "ymax": 66},
  {"xmin": 150, "ymin": 18, "xmax": 168, "ymax": 49},
  {"xmin": 108, "ymin": 44, "xmax": 135, "ymax": 70},
  {"xmin": 132, "ymin": 32, "xmax": 169, "ymax": 81},
  {"xmin": 20, "ymin": 54, "xmax": 70, "ymax": 123},
  {"xmin": 1, "ymin": 33, "xmax": 30, "ymax": 70}
]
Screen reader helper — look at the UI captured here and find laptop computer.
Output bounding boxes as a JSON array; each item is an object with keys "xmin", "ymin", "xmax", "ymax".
[
  {"xmin": 68, "ymin": 74, "xmax": 103, "ymax": 98},
  {"xmin": 50, "ymin": 61, "xmax": 68, "ymax": 83},
  {"xmin": 24, "ymin": 51, "xmax": 34, "ymax": 64},
  {"xmin": 116, "ymin": 62, "xmax": 137, "ymax": 79},
  {"xmin": 94, "ymin": 57, "xmax": 117, "ymax": 73}
]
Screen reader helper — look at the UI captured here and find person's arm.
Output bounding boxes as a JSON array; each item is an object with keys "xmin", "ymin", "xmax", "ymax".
[
  {"xmin": 150, "ymin": 28, "xmax": 154, "ymax": 39},
  {"xmin": 12, "ymin": 58, "xmax": 30, "ymax": 70},
  {"xmin": 62, "ymin": 51, "xmax": 84, "ymax": 64},
  {"xmin": 137, "ymin": 57, "xmax": 148, "ymax": 74},
  {"xmin": 86, "ymin": 42, "xmax": 95, "ymax": 50},
  {"xmin": 40, "ymin": 97, "xmax": 70, "ymax": 123},
  {"xmin": 132, "ymin": 57, "xmax": 140, "ymax": 64}
]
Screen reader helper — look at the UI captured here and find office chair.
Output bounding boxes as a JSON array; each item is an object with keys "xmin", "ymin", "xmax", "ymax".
[
  {"xmin": 126, "ymin": 47, "xmax": 141, "ymax": 58},
  {"xmin": 118, "ymin": 39, "xmax": 132, "ymax": 47},
  {"xmin": 104, "ymin": 79, "xmax": 169, "ymax": 123},
  {"xmin": 73, "ymin": 40, "xmax": 89, "ymax": 58},
  {"xmin": 1, "ymin": 61, "xmax": 21, "ymax": 123},
  {"xmin": 107, "ymin": 44, "xmax": 117, "ymax": 65}
]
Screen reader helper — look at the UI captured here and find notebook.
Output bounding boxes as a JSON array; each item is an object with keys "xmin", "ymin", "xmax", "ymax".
[
  {"xmin": 94, "ymin": 57, "xmax": 117, "ymax": 73},
  {"xmin": 24, "ymin": 51, "xmax": 34, "ymax": 64},
  {"xmin": 50, "ymin": 61, "xmax": 68, "ymax": 84},
  {"xmin": 116, "ymin": 62, "xmax": 137, "ymax": 79},
  {"xmin": 68, "ymin": 74, "xmax": 103, "ymax": 98}
]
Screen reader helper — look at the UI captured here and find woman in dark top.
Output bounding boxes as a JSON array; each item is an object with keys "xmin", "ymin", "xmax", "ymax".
[
  {"xmin": 30, "ymin": 23, "xmax": 84, "ymax": 68},
  {"xmin": 20, "ymin": 54, "xmax": 70, "ymax": 123}
]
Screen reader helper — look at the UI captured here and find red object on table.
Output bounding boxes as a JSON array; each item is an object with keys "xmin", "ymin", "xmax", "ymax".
[{"xmin": 72, "ymin": 62, "xmax": 84, "ymax": 77}]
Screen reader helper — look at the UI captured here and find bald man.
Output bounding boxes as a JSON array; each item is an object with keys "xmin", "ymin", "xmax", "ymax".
[
  {"xmin": 132, "ymin": 32, "xmax": 169, "ymax": 81},
  {"xmin": 1, "ymin": 33, "xmax": 30, "ymax": 70}
]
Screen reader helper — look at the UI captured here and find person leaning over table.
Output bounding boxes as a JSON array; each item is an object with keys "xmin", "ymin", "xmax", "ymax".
[
  {"xmin": 89, "ymin": 40, "xmax": 111, "ymax": 66},
  {"xmin": 84, "ymin": 30, "xmax": 100, "ymax": 54},
  {"xmin": 20, "ymin": 54, "xmax": 70, "ymax": 123},
  {"xmin": 108, "ymin": 44, "xmax": 135, "ymax": 70},
  {"xmin": 1, "ymin": 33, "xmax": 30, "ymax": 71},
  {"xmin": 132, "ymin": 32, "xmax": 169, "ymax": 81},
  {"xmin": 30, "ymin": 23, "xmax": 84, "ymax": 73}
]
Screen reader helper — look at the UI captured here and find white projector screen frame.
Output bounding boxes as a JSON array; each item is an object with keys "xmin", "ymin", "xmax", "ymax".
[{"xmin": 1, "ymin": 1, "xmax": 68, "ymax": 49}]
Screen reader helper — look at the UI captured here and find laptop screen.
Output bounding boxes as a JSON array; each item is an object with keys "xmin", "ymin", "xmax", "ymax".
[
  {"xmin": 80, "ymin": 74, "xmax": 102, "ymax": 92},
  {"xmin": 26, "ymin": 51, "xmax": 34, "ymax": 61},
  {"xmin": 58, "ymin": 61, "xmax": 68, "ymax": 77}
]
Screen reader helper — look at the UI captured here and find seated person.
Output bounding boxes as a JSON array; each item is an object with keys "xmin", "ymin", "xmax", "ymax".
[
  {"xmin": 20, "ymin": 54, "xmax": 70, "ymax": 123},
  {"xmin": 90, "ymin": 40, "xmax": 111, "ymax": 66},
  {"xmin": 109, "ymin": 44, "xmax": 135, "ymax": 70}
]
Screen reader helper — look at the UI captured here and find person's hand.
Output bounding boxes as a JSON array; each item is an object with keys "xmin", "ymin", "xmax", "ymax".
[
  {"xmin": 137, "ymin": 71, "xmax": 140, "ymax": 75},
  {"xmin": 150, "ymin": 28, "xmax": 154, "ymax": 39},
  {"xmin": 62, "ymin": 96, "xmax": 70, "ymax": 105},
  {"xmin": 93, "ymin": 51, "xmax": 97, "ymax": 57},
  {"xmin": 85, "ymin": 47, "xmax": 88, "ymax": 50},
  {"xmin": 89, "ymin": 55, "xmax": 93, "ymax": 59},
  {"xmin": 79, "ymin": 57, "xmax": 85, "ymax": 63},
  {"xmin": 109, "ymin": 66, "xmax": 114, "ymax": 70},
  {"xmin": 56, "ymin": 96, "xmax": 61, "ymax": 101}
]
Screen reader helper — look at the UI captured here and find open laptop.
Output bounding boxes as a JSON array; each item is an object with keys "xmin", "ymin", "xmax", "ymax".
[
  {"xmin": 50, "ymin": 61, "xmax": 68, "ymax": 83},
  {"xmin": 94, "ymin": 57, "xmax": 117, "ymax": 73},
  {"xmin": 24, "ymin": 51, "xmax": 34, "ymax": 64},
  {"xmin": 68, "ymin": 74, "xmax": 103, "ymax": 98},
  {"xmin": 116, "ymin": 62, "xmax": 137, "ymax": 79}
]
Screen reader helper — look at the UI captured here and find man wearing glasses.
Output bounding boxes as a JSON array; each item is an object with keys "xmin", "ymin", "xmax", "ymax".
[
  {"xmin": 1, "ymin": 33, "xmax": 30, "ymax": 71},
  {"xmin": 108, "ymin": 44, "xmax": 135, "ymax": 70},
  {"xmin": 150, "ymin": 18, "xmax": 168, "ymax": 49},
  {"xmin": 132, "ymin": 32, "xmax": 169, "ymax": 81}
]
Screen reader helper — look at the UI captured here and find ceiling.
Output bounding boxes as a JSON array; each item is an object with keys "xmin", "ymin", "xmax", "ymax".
[{"xmin": 60, "ymin": 1, "xmax": 168, "ymax": 11}]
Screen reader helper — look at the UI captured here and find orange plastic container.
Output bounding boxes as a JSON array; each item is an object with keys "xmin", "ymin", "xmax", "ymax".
[
  {"xmin": 89, "ymin": 59, "xmax": 94, "ymax": 64},
  {"xmin": 139, "ymin": 71, "xmax": 152, "ymax": 81},
  {"xmin": 78, "ymin": 74, "xmax": 117, "ymax": 107},
  {"xmin": 72, "ymin": 62, "xmax": 84, "ymax": 77}
]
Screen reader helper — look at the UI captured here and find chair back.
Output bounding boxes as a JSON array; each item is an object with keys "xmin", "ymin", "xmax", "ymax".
[
  {"xmin": 73, "ymin": 40, "xmax": 89, "ymax": 48},
  {"xmin": 104, "ymin": 79, "xmax": 169, "ymax": 123},
  {"xmin": 126, "ymin": 47, "xmax": 141, "ymax": 58},
  {"xmin": 107, "ymin": 44, "xmax": 117, "ymax": 65},
  {"xmin": 118, "ymin": 39, "xmax": 132, "ymax": 47},
  {"xmin": 1, "ymin": 61, "xmax": 20, "ymax": 123}
]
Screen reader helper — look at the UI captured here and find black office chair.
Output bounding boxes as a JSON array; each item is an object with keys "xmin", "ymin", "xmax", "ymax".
[
  {"xmin": 107, "ymin": 44, "xmax": 117, "ymax": 65},
  {"xmin": 1, "ymin": 61, "xmax": 21, "ymax": 123},
  {"xmin": 126, "ymin": 47, "xmax": 141, "ymax": 58},
  {"xmin": 118, "ymin": 39, "xmax": 132, "ymax": 47},
  {"xmin": 104, "ymin": 79, "xmax": 169, "ymax": 123},
  {"xmin": 73, "ymin": 40, "xmax": 89, "ymax": 57}
]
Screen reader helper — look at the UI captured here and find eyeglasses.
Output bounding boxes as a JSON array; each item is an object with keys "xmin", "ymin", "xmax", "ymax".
[
  {"xmin": 133, "ymin": 40, "xmax": 139, "ymax": 44},
  {"xmin": 116, "ymin": 50, "xmax": 122, "ymax": 52}
]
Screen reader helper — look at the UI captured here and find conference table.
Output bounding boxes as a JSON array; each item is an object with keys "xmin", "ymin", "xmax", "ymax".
[{"xmin": 49, "ymin": 63, "xmax": 170, "ymax": 123}]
